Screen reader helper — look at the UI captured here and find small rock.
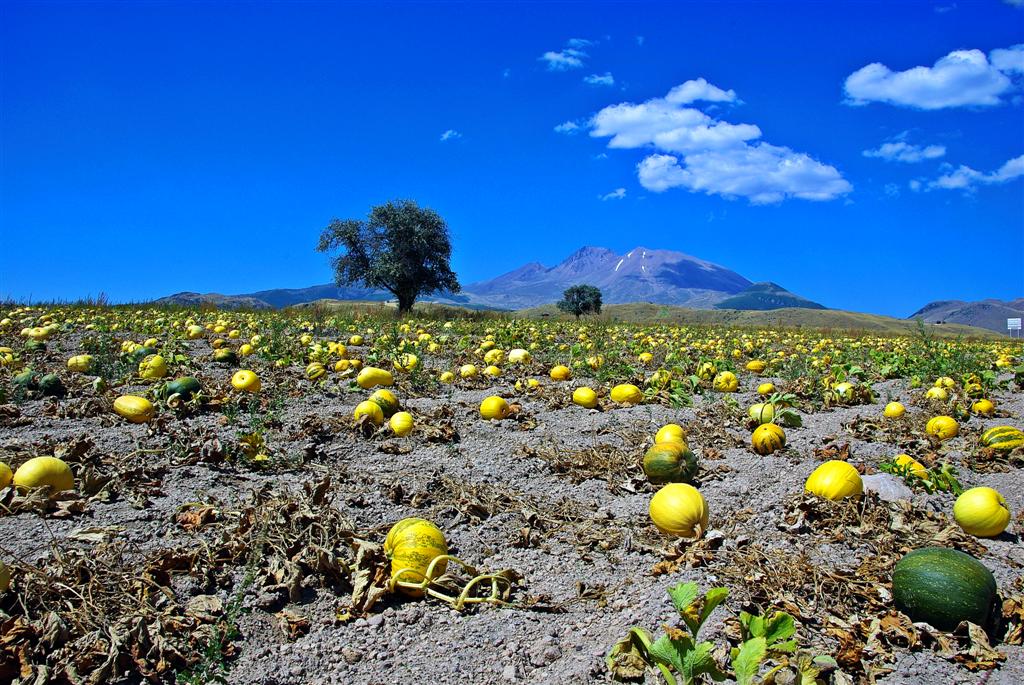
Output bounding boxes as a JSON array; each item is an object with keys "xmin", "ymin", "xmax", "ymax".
[
  {"xmin": 367, "ymin": 614, "xmax": 384, "ymax": 628},
  {"xmin": 861, "ymin": 473, "xmax": 913, "ymax": 502},
  {"xmin": 341, "ymin": 647, "xmax": 363, "ymax": 665},
  {"xmin": 502, "ymin": 664, "xmax": 518, "ymax": 681}
]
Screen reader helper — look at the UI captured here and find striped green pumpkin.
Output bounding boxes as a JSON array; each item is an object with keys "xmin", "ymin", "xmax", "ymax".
[
  {"xmin": 642, "ymin": 442, "xmax": 698, "ymax": 485},
  {"xmin": 385, "ymin": 518, "xmax": 448, "ymax": 596},
  {"xmin": 981, "ymin": 426, "xmax": 1024, "ymax": 451}
]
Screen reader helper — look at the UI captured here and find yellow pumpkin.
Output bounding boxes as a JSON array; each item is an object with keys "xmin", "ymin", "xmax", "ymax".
[
  {"xmin": 925, "ymin": 386, "xmax": 948, "ymax": 401},
  {"xmin": 654, "ymin": 423, "xmax": 686, "ymax": 445},
  {"xmin": 549, "ymin": 365, "xmax": 571, "ymax": 381},
  {"xmin": 883, "ymin": 402, "xmax": 906, "ymax": 419},
  {"xmin": 572, "ymin": 387, "xmax": 599, "ymax": 408},
  {"xmin": 370, "ymin": 389, "xmax": 401, "ymax": 417},
  {"xmin": 757, "ymin": 382, "xmax": 775, "ymax": 395},
  {"xmin": 480, "ymin": 396, "xmax": 510, "ymax": 420},
  {"xmin": 712, "ymin": 372, "xmax": 739, "ymax": 392},
  {"xmin": 385, "ymin": 518, "xmax": 448, "ymax": 597},
  {"xmin": 893, "ymin": 454, "xmax": 927, "ymax": 479},
  {"xmin": 67, "ymin": 354, "xmax": 94, "ymax": 373},
  {"xmin": 971, "ymin": 399, "xmax": 995, "ymax": 416},
  {"xmin": 349, "ymin": 335, "xmax": 364, "ymax": 346},
  {"xmin": 354, "ymin": 400, "xmax": 384, "ymax": 426},
  {"xmin": 925, "ymin": 415, "xmax": 959, "ymax": 441},
  {"xmin": 138, "ymin": 354, "xmax": 168, "ymax": 380},
  {"xmin": 805, "ymin": 460, "xmax": 863, "ymax": 501},
  {"xmin": 231, "ymin": 370, "xmax": 261, "ymax": 393},
  {"xmin": 745, "ymin": 360, "xmax": 766, "ymax": 373},
  {"xmin": 0, "ymin": 462, "xmax": 12, "ymax": 490},
  {"xmin": 393, "ymin": 353, "xmax": 419, "ymax": 372},
  {"xmin": 609, "ymin": 384, "xmax": 643, "ymax": 405},
  {"xmin": 751, "ymin": 423, "xmax": 786, "ymax": 455},
  {"xmin": 356, "ymin": 366, "xmax": 394, "ymax": 389},
  {"xmin": 13, "ymin": 456, "xmax": 74, "ymax": 493},
  {"xmin": 748, "ymin": 403, "xmax": 775, "ymax": 425},
  {"xmin": 439, "ymin": 371, "xmax": 455, "ymax": 384},
  {"xmin": 459, "ymin": 364, "xmax": 479, "ymax": 379},
  {"xmin": 649, "ymin": 483, "xmax": 708, "ymax": 537},
  {"xmin": 113, "ymin": 395, "xmax": 155, "ymax": 423},
  {"xmin": 305, "ymin": 362, "xmax": 327, "ymax": 381},
  {"xmin": 389, "ymin": 411, "xmax": 414, "ymax": 437},
  {"xmin": 953, "ymin": 487, "xmax": 1010, "ymax": 538}
]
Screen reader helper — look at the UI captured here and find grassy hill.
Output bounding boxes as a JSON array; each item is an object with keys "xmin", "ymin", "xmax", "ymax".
[{"xmin": 518, "ymin": 303, "xmax": 1000, "ymax": 338}]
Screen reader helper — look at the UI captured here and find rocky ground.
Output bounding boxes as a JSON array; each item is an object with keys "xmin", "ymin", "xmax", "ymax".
[{"xmin": 1, "ymin": 333, "xmax": 1022, "ymax": 685}]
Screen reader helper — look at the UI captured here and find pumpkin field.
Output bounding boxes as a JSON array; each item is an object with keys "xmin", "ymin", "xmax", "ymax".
[{"xmin": 1, "ymin": 304, "xmax": 1022, "ymax": 685}]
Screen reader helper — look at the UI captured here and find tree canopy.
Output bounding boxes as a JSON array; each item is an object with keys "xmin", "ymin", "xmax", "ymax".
[
  {"xmin": 557, "ymin": 284, "xmax": 602, "ymax": 318},
  {"xmin": 316, "ymin": 200, "xmax": 460, "ymax": 313}
]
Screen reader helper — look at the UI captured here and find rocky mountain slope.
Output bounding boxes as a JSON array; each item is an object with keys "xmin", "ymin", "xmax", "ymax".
[{"xmin": 908, "ymin": 298, "xmax": 1024, "ymax": 335}]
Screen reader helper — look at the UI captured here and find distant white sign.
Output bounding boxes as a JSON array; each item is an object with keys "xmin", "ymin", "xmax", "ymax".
[{"xmin": 1009, "ymin": 318, "xmax": 1022, "ymax": 331}]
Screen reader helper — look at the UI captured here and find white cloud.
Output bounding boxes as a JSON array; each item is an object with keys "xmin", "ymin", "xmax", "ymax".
[
  {"xmin": 636, "ymin": 36, "xmax": 645, "ymax": 46},
  {"xmin": 540, "ymin": 49, "xmax": 585, "ymax": 71},
  {"xmin": 1005, "ymin": 0, "xmax": 1024, "ymax": 7},
  {"xmin": 587, "ymin": 80, "xmax": 851, "ymax": 203},
  {"xmin": 863, "ymin": 140, "xmax": 946, "ymax": 163},
  {"xmin": 844, "ymin": 46, "xmax": 1021, "ymax": 109},
  {"xmin": 502, "ymin": 68, "xmax": 511, "ymax": 79},
  {"xmin": 909, "ymin": 179, "xmax": 923, "ymax": 192},
  {"xmin": 637, "ymin": 147, "xmax": 852, "ymax": 204},
  {"xmin": 599, "ymin": 188, "xmax": 627, "ymax": 201},
  {"xmin": 584, "ymin": 72, "xmax": 615, "ymax": 87},
  {"xmin": 567, "ymin": 38, "xmax": 594, "ymax": 49},
  {"xmin": 554, "ymin": 121, "xmax": 581, "ymax": 134},
  {"xmin": 928, "ymin": 154, "xmax": 1024, "ymax": 190},
  {"xmin": 991, "ymin": 44, "xmax": 1024, "ymax": 74},
  {"xmin": 439, "ymin": 129, "xmax": 461, "ymax": 141},
  {"xmin": 884, "ymin": 183, "xmax": 901, "ymax": 197},
  {"xmin": 665, "ymin": 78, "xmax": 738, "ymax": 105}
]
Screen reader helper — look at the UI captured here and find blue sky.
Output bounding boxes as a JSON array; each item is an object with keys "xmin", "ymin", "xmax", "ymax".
[{"xmin": 1, "ymin": 0, "xmax": 1022, "ymax": 317}]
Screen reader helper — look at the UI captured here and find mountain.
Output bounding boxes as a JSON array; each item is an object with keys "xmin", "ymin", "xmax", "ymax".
[
  {"xmin": 908, "ymin": 298, "xmax": 1024, "ymax": 335},
  {"xmin": 715, "ymin": 282, "xmax": 825, "ymax": 311},
  {"xmin": 153, "ymin": 292, "xmax": 273, "ymax": 309},
  {"xmin": 152, "ymin": 245, "xmax": 807, "ymax": 311},
  {"xmin": 458, "ymin": 246, "xmax": 753, "ymax": 309}
]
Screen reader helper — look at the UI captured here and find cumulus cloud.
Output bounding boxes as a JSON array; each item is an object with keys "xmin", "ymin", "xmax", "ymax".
[
  {"xmin": 928, "ymin": 154, "xmax": 1024, "ymax": 190},
  {"xmin": 587, "ymin": 79, "xmax": 851, "ymax": 203},
  {"xmin": 844, "ymin": 46, "xmax": 1022, "ymax": 109},
  {"xmin": 584, "ymin": 72, "xmax": 615, "ymax": 86},
  {"xmin": 991, "ymin": 44, "xmax": 1024, "ymax": 74},
  {"xmin": 554, "ymin": 121, "xmax": 581, "ymax": 134},
  {"xmin": 567, "ymin": 38, "xmax": 594, "ymax": 49},
  {"xmin": 599, "ymin": 188, "xmax": 627, "ymax": 200},
  {"xmin": 863, "ymin": 140, "xmax": 946, "ymax": 163},
  {"xmin": 439, "ymin": 129, "xmax": 461, "ymax": 141}
]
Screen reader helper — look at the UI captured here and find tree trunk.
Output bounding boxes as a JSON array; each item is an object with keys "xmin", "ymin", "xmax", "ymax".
[{"xmin": 397, "ymin": 293, "xmax": 415, "ymax": 314}]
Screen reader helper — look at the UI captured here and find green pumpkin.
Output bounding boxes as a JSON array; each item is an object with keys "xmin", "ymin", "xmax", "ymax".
[
  {"xmin": 14, "ymin": 369, "xmax": 39, "ymax": 390},
  {"xmin": 127, "ymin": 346, "xmax": 157, "ymax": 364},
  {"xmin": 892, "ymin": 547, "xmax": 997, "ymax": 631},
  {"xmin": 38, "ymin": 374, "xmax": 66, "ymax": 398},
  {"xmin": 164, "ymin": 376, "xmax": 202, "ymax": 400},
  {"xmin": 213, "ymin": 349, "xmax": 239, "ymax": 366},
  {"xmin": 642, "ymin": 443, "xmax": 698, "ymax": 485}
]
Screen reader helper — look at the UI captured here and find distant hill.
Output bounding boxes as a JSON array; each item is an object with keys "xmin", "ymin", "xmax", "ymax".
[
  {"xmin": 909, "ymin": 298, "xmax": 1024, "ymax": 335},
  {"xmin": 715, "ymin": 282, "xmax": 825, "ymax": 311},
  {"xmin": 520, "ymin": 303, "xmax": 998, "ymax": 338},
  {"xmin": 153, "ymin": 292, "xmax": 273, "ymax": 309}
]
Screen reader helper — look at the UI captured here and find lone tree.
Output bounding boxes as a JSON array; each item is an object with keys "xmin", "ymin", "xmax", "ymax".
[
  {"xmin": 557, "ymin": 284, "xmax": 602, "ymax": 319},
  {"xmin": 317, "ymin": 200, "xmax": 460, "ymax": 314}
]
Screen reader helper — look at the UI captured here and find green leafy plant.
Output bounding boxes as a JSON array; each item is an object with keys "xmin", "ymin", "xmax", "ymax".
[
  {"xmin": 879, "ymin": 459, "xmax": 963, "ymax": 495},
  {"xmin": 607, "ymin": 582, "xmax": 729, "ymax": 684}
]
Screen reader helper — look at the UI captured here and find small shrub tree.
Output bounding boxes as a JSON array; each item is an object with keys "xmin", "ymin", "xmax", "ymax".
[{"xmin": 557, "ymin": 284, "xmax": 602, "ymax": 319}]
